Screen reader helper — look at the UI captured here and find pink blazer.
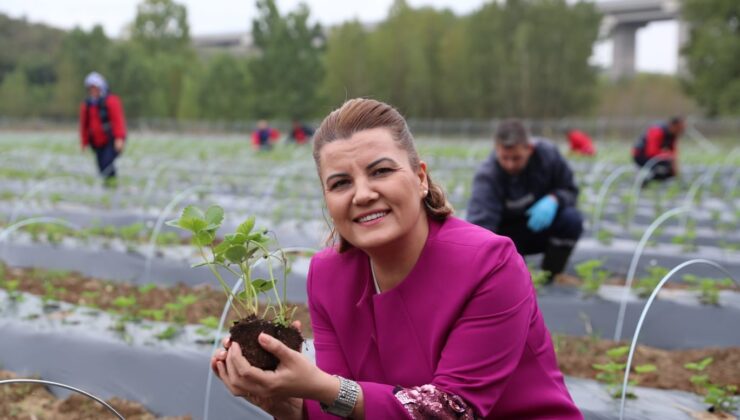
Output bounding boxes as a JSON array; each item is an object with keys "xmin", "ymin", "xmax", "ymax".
[{"xmin": 305, "ymin": 217, "xmax": 582, "ymax": 419}]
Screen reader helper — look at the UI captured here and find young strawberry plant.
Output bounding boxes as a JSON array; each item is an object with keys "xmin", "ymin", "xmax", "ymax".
[
  {"xmin": 167, "ymin": 205, "xmax": 302, "ymax": 370},
  {"xmin": 683, "ymin": 274, "xmax": 734, "ymax": 306},
  {"xmin": 684, "ymin": 357, "xmax": 739, "ymax": 414},
  {"xmin": 634, "ymin": 265, "xmax": 669, "ymax": 299},
  {"xmin": 592, "ymin": 345, "xmax": 656, "ymax": 399},
  {"xmin": 597, "ymin": 228, "xmax": 613, "ymax": 245},
  {"xmin": 576, "ymin": 259, "xmax": 609, "ymax": 297},
  {"xmin": 671, "ymin": 219, "xmax": 697, "ymax": 253}
]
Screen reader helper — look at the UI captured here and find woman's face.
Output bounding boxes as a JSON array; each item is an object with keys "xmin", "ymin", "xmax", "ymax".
[
  {"xmin": 319, "ymin": 127, "xmax": 428, "ymax": 252},
  {"xmin": 87, "ymin": 85, "xmax": 101, "ymax": 99}
]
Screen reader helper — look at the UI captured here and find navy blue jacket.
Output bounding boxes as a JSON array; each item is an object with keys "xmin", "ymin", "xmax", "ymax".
[{"xmin": 466, "ymin": 139, "xmax": 579, "ymax": 233}]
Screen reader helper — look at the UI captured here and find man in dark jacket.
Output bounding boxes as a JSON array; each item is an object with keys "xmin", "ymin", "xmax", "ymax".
[
  {"xmin": 79, "ymin": 72, "xmax": 127, "ymax": 186},
  {"xmin": 632, "ymin": 116, "xmax": 684, "ymax": 184},
  {"xmin": 467, "ymin": 119, "xmax": 583, "ymax": 283}
]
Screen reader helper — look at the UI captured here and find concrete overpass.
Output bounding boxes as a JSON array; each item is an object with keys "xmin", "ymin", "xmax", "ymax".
[
  {"xmin": 192, "ymin": 31, "xmax": 253, "ymax": 57},
  {"xmin": 596, "ymin": 0, "xmax": 684, "ymax": 80}
]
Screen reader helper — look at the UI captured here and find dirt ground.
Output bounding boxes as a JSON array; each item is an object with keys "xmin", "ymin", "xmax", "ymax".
[
  {"xmin": 554, "ymin": 335, "xmax": 739, "ymax": 394},
  {"xmin": 0, "ymin": 264, "xmax": 313, "ymax": 338},
  {"xmin": 0, "ymin": 370, "xmax": 189, "ymax": 420}
]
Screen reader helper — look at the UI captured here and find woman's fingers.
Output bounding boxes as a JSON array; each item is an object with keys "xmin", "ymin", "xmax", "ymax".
[
  {"xmin": 222, "ymin": 336, "xmax": 231, "ymax": 349},
  {"xmin": 211, "ymin": 350, "xmax": 227, "ymax": 375},
  {"xmin": 215, "ymin": 360, "xmax": 228, "ymax": 384},
  {"xmin": 291, "ymin": 320, "xmax": 302, "ymax": 334},
  {"xmin": 225, "ymin": 344, "xmax": 243, "ymax": 384},
  {"xmin": 258, "ymin": 333, "xmax": 295, "ymax": 363}
]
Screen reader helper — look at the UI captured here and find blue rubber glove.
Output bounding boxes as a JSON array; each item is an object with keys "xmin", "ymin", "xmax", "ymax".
[{"xmin": 526, "ymin": 195, "xmax": 558, "ymax": 232}]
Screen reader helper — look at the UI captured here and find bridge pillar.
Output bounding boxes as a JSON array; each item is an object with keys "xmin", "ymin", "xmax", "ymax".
[
  {"xmin": 677, "ymin": 19, "xmax": 689, "ymax": 76},
  {"xmin": 611, "ymin": 22, "xmax": 645, "ymax": 80}
]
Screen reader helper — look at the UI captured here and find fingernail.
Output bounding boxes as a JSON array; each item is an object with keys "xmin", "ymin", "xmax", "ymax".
[{"xmin": 259, "ymin": 333, "xmax": 272, "ymax": 343}]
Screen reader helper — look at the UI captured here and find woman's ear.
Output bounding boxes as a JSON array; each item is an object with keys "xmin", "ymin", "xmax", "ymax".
[{"xmin": 418, "ymin": 161, "xmax": 428, "ymax": 190}]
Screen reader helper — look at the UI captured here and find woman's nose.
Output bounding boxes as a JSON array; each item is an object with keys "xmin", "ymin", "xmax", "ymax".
[{"xmin": 352, "ymin": 179, "xmax": 379, "ymax": 205}]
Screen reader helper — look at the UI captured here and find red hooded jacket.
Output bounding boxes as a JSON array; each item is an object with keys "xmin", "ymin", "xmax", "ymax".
[
  {"xmin": 79, "ymin": 94, "xmax": 127, "ymax": 148},
  {"xmin": 566, "ymin": 130, "xmax": 595, "ymax": 156}
]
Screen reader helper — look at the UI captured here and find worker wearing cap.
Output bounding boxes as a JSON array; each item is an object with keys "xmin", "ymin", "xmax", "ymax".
[{"xmin": 79, "ymin": 72, "xmax": 127, "ymax": 185}]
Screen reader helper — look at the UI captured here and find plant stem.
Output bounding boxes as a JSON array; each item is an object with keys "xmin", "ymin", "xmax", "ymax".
[{"xmin": 200, "ymin": 247, "xmax": 243, "ymax": 319}]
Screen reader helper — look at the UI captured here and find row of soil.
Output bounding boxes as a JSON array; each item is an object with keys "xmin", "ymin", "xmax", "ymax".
[
  {"xmin": 0, "ymin": 263, "xmax": 313, "ymax": 338},
  {"xmin": 0, "ymin": 370, "xmax": 188, "ymax": 420},
  {"xmin": 1, "ymin": 264, "xmax": 738, "ymax": 396}
]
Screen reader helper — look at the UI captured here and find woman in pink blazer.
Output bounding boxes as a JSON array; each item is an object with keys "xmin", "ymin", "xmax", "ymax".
[{"xmin": 212, "ymin": 99, "xmax": 582, "ymax": 419}]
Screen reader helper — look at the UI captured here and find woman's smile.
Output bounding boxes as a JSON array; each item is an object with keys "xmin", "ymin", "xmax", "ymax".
[{"xmin": 354, "ymin": 210, "xmax": 390, "ymax": 225}]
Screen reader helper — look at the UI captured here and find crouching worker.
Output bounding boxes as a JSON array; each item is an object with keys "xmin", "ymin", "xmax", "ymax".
[
  {"xmin": 79, "ymin": 71, "xmax": 127, "ymax": 186},
  {"xmin": 467, "ymin": 119, "xmax": 583, "ymax": 284},
  {"xmin": 632, "ymin": 116, "xmax": 684, "ymax": 185}
]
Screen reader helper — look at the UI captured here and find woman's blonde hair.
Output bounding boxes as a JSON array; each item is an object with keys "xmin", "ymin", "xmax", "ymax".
[{"xmin": 312, "ymin": 98, "xmax": 453, "ymax": 252}]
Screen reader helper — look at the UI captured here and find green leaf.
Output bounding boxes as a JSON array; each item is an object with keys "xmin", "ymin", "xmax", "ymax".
[
  {"xmin": 178, "ymin": 294, "xmax": 197, "ymax": 305},
  {"xmin": 213, "ymin": 240, "xmax": 230, "ymax": 254},
  {"xmin": 195, "ymin": 230, "xmax": 215, "ymax": 247},
  {"xmin": 225, "ymin": 233, "xmax": 247, "ymax": 245},
  {"xmin": 606, "ymin": 346, "xmax": 630, "ymax": 359},
  {"xmin": 236, "ymin": 290, "xmax": 251, "ymax": 301},
  {"xmin": 251, "ymin": 278, "xmax": 274, "ymax": 293},
  {"xmin": 112, "ymin": 296, "xmax": 136, "ymax": 308},
  {"xmin": 138, "ymin": 283, "xmax": 157, "ymax": 294},
  {"xmin": 199, "ymin": 316, "xmax": 219, "ymax": 329},
  {"xmin": 225, "ymin": 245, "xmax": 247, "ymax": 263},
  {"xmin": 237, "ymin": 216, "xmax": 256, "ymax": 236},
  {"xmin": 634, "ymin": 364, "xmax": 657, "ymax": 374},
  {"xmin": 185, "ymin": 217, "xmax": 208, "ymax": 232},
  {"xmin": 685, "ymin": 357, "xmax": 714, "ymax": 371},
  {"xmin": 182, "ymin": 205, "xmax": 205, "ymax": 221},
  {"xmin": 156, "ymin": 325, "xmax": 180, "ymax": 340},
  {"xmin": 205, "ymin": 205, "xmax": 224, "ymax": 228},
  {"xmin": 690, "ymin": 374, "xmax": 709, "ymax": 385}
]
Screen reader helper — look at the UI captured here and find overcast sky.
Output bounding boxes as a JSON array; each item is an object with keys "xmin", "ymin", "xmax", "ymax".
[{"xmin": 0, "ymin": 0, "xmax": 679, "ymax": 74}]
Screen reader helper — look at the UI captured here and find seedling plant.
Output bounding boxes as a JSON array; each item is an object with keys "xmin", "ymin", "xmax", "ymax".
[
  {"xmin": 167, "ymin": 205, "xmax": 303, "ymax": 370},
  {"xmin": 576, "ymin": 259, "xmax": 609, "ymax": 297},
  {"xmin": 634, "ymin": 265, "xmax": 669, "ymax": 299},
  {"xmin": 671, "ymin": 219, "xmax": 697, "ymax": 253},
  {"xmin": 592, "ymin": 345, "xmax": 656, "ymax": 399},
  {"xmin": 684, "ymin": 357, "xmax": 739, "ymax": 414},
  {"xmin": 683, "ymin": 274, "xmax": 734, "ymax": 306}
]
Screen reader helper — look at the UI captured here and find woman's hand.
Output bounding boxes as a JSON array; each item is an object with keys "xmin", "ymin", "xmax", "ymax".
[
  {"xmin": 212, "ymin": 321, "xmax": 310, "ymax": 420},
  {"xmin": 222, "ymin": 333, "xmax": 334, "ymax": 401}
]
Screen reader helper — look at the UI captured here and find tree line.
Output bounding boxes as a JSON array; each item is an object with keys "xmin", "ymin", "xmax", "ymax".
[{"xmin": 0, "ymin": 0, "xmax": 734, "ymax": 121}]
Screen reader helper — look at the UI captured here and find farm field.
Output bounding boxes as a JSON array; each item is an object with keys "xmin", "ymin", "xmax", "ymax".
[{"xmin": 0, "ymin": 131, "xmax": 738, "ymax": 419}]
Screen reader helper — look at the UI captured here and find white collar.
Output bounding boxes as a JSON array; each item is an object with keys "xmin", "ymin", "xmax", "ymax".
[{"xmin": 370, "ymin": 262, "xmax": 381, "ymax": 294}]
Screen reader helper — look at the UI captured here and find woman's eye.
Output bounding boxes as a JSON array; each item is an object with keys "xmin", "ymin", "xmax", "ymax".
[
  {"xmin": 372, "ymin": 167, "xmax": 394, "ymax": 176},
  {"xmin": 329, "ymin": 179, "xmax": 350, "ymax": 190}
]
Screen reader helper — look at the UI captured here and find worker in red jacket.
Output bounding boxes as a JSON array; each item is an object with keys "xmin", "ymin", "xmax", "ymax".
[
  {"xmin": 289, "ymin": 120, "xmax": 314, "ymax": 145},
  {"xmin": 251, "ymin": 120, "xmax": 280, "ymax": 151},
  {"xmin": 79, "ymin": 72, "xmax": 126, "ymax": 185},
  {"xmin": 632, "ymin": 117, "xmax": 684, "ymax": 185},
  {"xmin": 565, "ymin": 128, "xmax": 595, "ymax": 156}
]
